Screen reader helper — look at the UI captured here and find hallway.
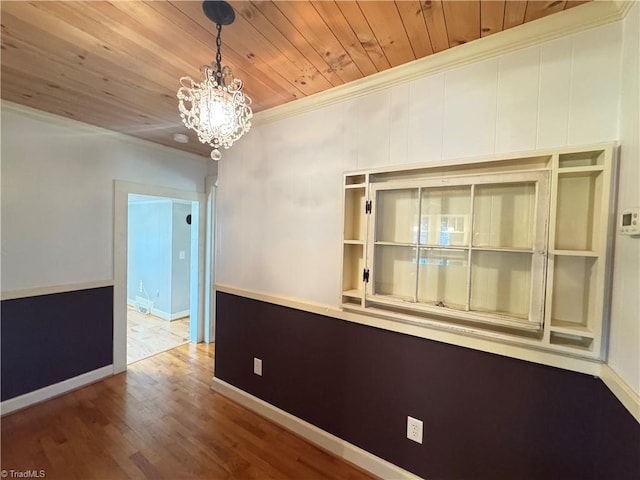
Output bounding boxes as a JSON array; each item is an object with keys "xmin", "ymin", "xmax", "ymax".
[{"xmin": 127, "ymin": 306, "xmax": 189, "ymax": 364}]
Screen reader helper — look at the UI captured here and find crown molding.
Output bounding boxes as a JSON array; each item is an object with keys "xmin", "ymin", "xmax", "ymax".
[
  {"xmin": 253, "ymin": 1, "xmax": 633, "ymax": 127},
  {"xmin": 0, "ymin": 100, "xmax": 208, "ymax": 163}
]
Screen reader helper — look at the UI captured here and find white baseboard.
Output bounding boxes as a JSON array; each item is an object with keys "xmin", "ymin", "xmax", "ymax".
[
  {"xmin": 127, "ymin": 299, "xmax": 189, "ymax": 321},
  {"xmin": 211, "ymin": 377, "xmax": 421, "ymax": 480},
  {"xmin": 168, "ymin": 309, "xmax": 190, "ymax": 321},
  {"xmin": 0, "ymin": 365, "xmax": 113, "ymax": 416},
  {"xmin": 600, "ymin": 364, "xmax": 640, "ymax": 423},
  {"xmin": 150, "ymin": 308, "xmax": 190, "ymax": 321}
]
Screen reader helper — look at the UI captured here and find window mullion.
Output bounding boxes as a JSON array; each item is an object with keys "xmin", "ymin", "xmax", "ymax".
[
  {"xmin": 465, "ymin": 184, "xmax": 475, "ymax": 312},
  {"xmin": 413, "ymin": 186, "xmax": 423, "ymax": 303}
]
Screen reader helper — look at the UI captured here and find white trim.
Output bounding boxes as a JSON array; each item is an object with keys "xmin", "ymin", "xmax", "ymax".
[
  {"xmin": 215, "ymin": 283, "xmax": 602, "ymax": 377},
  {"xmin": 0, "ymin": 366, "xmax": 113, "ymax": 417},
  {"xmin": 127, "ymin": 197, "xmax": 174, "ymax": 206},
  {"xmin": 253, "ymin": 1, "xmax": 632, "ymax": 127},
  {"xmin": 1, "ymin": 280, "xmax": 114, "ymax": 301},
  {"xmin": 126, "ymin": 299, "xmax": 187, "ymax": 320},
  {"xmin": 149, "ymin": 308, "xmax": 190, "ymax": 321},
  {"xmin": 600, "ymin": 364, "xmax": 640, "ymax": 424},
  {"xmin": 348, "ymin": 141, "xmax": 617, "ymax": 176},
  {"xmin": 204, "ymin": 175, "xmax": 218, "ymax": 343},
  {"xmin": 171, "ymin": 309, "xmax": 190, "ymax": 321},
  {"xmin": 189, "ymin": 200, "xmax": 204, "ymax": 343},
  {"xmin": 211, "ymin": 378, "xmax": 421, "ymax": 480}
]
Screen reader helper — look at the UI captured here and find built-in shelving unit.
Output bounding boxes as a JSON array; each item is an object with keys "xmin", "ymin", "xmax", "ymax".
[
  {"xmin": 545, "ymin": 148, "xmax": 613, "ymax": 355},
  {"xmin": 341, "ymin": 174, "xmax": 367, "ymax": 306},
  {"xmin": 341, "ymin": 144, "xmax": 617, "ymax": 360}
]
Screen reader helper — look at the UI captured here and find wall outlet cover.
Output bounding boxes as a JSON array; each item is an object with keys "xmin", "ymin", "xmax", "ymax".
[
  {"xmin": 407, "ymin": 416, "xmax": 423, "ymax": 444},
  {"xmin": 253, "ymin": 357, "xmax": 263, "ymax": 376}
]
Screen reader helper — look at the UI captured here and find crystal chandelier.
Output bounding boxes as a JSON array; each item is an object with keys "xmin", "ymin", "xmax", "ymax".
[{"xmin": 177, "ymin": 1, "xmax": 252, "ymax": 161}]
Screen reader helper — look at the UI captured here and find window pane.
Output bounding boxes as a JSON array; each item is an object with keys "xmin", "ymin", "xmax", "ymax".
[
  {"xmin": 417, "ymin": 248, "xmax": 468, "ymax": 310},
  {"xmin": 420, "ymin": 186, "xmax": 471, "ymax": 246},
  {"xmin": 373, "ymin": 245, "xmax": 417, "ymax": 301},
  {"xmin": 470, "ymin": 251, "xmax": 531, "ymax": 319},
  {"xmin": 376, "ymin": 189, "xmax": 419, "ymax": 243},
  {"xmin": 473, "ymin": 183, "xmax": 535, "ymax": 249}
]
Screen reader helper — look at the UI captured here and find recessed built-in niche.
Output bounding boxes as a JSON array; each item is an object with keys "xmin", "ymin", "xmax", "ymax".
[
  {"xmin": 558, "ymin": 150, "xmax": 604, "ymax": 168},
  {"xmin": 549, "ymin": 331, "xmax": 593, "ymax": 350},
  {"xmin": 342, "ymin": 243, "xmax": 364, "ymax": 298},
  {"xmin": 345, "ymin": 174, "xmax": 366, "ymax": 185},
  {"xmin": 555, "ymin": 171, "xmax": 602, "ymax": 251},
  {"xmin": 344, "ymin": 188, "xmax": 367, "ymax": 242},
  {"xmin": 551, "ymin": 256, "xmax": 597, "ymax": 332}
]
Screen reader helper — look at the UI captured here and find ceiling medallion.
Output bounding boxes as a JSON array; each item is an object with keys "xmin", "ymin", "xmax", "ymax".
[{"xmin": 177, "ymin": 1, "xmax": 252, "ymax": 161}]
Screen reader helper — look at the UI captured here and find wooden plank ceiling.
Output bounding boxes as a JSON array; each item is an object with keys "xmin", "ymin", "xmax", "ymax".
[{"xmin": 1, "ymin": 1, "xmax": 590, "ymax": 158}]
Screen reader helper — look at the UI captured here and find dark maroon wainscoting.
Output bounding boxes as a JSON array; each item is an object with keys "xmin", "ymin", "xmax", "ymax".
[
  {"xmin": 1, "ymin": 287, "xmax": 113, "ymax": 401},
  {"xmin": 215, "ymin": 292, "xmax": 640, "ymax": 480}
]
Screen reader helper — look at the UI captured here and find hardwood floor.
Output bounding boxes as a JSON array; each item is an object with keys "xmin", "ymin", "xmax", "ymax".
[
  {"xmin": 127, "ymin": 307, "xmax": 190, "ymax": 364},
  {"xmin": 0, "ymin": 344, "xmax": 376, "ymax": 480}
]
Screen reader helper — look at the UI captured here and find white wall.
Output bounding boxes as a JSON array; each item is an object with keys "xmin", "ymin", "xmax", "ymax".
[
  {"xmin": 1, "ymin": 103, "xmax": 208, "ymax": 293},
  {"xmin": 217, "ymin": 17, "xmax": 640, "ymax": 393},
  {"xmin": 217, "ymin": 19, "xmax": 623, "ymax": 301},
  {"xmin": 609, "ymin": 2, "xmax": 640, "ymax": 394}
]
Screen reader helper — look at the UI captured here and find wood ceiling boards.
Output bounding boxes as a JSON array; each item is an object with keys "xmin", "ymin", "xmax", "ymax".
[{"xmin": 0, "ymin": 1, "xmax": 590, "ymax": 158}]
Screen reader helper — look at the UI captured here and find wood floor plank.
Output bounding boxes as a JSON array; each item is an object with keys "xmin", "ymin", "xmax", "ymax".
[
  {"xmin": 127, "ymin": 307, "xmax": 189, "ymax": 364},
  {"xmin": 1, "ymin": 344, "xmax": 376, "ymax": 480}
]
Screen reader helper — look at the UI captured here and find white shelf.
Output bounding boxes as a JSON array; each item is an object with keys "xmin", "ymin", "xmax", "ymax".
[
  {"xmin": 342, "ymin": 289, "xmax": 363, "ymax": 299},
  {"xmin": 551, "ymin": 249, "xmax": 599, "ymax": 257},
  {"xmin": 367, "ymin": 295, "xmax": 540, "ymax": 331},
  {"xmin": 557, "ymin": 165, "xmax": 604, "ymax": 174},
  {"xmin": 549, "ymin": 332, "xmax": 594, "ymax": 351},
  {"xmin": 549, "ymin": 320, "xmax": 594, "ymax": 338}
]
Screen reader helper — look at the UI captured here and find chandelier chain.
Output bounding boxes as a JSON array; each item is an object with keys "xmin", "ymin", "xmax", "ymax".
[{"xmin": 215, "ymin": 23, "xmax": 223, "ymax": 84}]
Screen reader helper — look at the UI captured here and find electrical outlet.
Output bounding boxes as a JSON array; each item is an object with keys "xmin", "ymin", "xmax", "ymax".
[
  {"xmin": 407, "ymin": 416, "xmax": 423, "ymax": 444},
  {"xmin": 253, "ymin": 357, "xmax": 262, "ymax": 376}
]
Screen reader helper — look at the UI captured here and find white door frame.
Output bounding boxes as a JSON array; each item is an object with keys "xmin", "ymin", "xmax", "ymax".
[
  {"xmin": 113, "ymin": 180, "xmax": 206, "ymax": 374},
  {"xmin": 204, "ymin": 175, "xmax": 218, "ymax": 343}
]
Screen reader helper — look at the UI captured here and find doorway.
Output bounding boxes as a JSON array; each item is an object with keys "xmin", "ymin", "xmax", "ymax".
[
  {"xmin": 126, "ymin": 195, "xmax": 194, "ymax": 364},
  {"xmin": 113, "ymin": 181, "xmax": 207, "ymax": 374}
]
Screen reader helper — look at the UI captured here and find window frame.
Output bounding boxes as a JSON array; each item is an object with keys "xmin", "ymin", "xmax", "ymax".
[{"xmin": 365, "ymin": 170, "xmax": 550, "ymax": 332}]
